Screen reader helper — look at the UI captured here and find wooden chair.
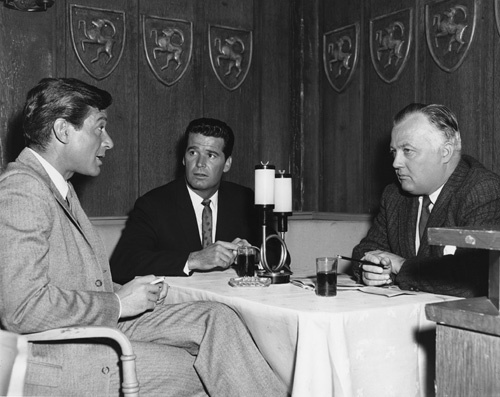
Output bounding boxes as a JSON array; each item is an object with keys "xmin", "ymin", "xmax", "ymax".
[
  {"xmin": 0, "ymin": 329, "xmax": 28, "ymax": 396},
  {"xmin": 1, "ymin": 326, "xmax": 139, "ymax": 396}
]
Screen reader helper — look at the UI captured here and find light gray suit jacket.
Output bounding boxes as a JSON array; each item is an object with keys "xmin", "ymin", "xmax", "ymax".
[
  {"xmin": 0, "ymin": 149, "xmax": 208, "ymax": 396},
  {"xmin": 0, "ymin": 149, "xmax": 124, "ymax": 394}
]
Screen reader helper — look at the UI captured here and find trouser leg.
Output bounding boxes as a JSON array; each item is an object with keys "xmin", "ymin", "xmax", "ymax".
[{"xmin": 118, "ymin": 301, "xmax": 287, "ymax": 397}]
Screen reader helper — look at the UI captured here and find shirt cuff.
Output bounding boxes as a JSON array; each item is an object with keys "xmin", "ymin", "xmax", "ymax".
[
  {"xmin": 183, "ymin": 260, "xmax": 191, "ymax": 276},
  {"xmin": 114, "ymin": 293, "xmax": 122, "ymax": 318}
]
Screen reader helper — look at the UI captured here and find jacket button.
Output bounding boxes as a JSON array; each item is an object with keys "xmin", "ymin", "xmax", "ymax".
[
  {"xmin": 95, "ymin": 280, "xmax": 103, "ymax": 287},
  {"xmin": 102, "ymin": 366, "xmax": 109, "ymax": 374}
]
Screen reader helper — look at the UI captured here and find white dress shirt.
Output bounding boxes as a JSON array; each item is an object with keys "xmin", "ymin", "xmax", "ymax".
[
  {"xmin": 183, "ymin": 185, "xmax": 219, "ymax": 274},
  {"xmin": 415, "ymin": 185, "xmax": 456, "ymax": 255}
]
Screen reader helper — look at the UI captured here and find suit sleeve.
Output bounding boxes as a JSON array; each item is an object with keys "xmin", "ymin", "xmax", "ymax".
[
  {"xmin": 396, "ymin": 177, "xmax": 500, "ymax": 297},
  {"xmin": 110, "ymin": 195, "xmax": 190, "ymax": 282},
  {"xmin": 351, "ymin": 186, "xmax": 392, "ymax": 279},
  {"xmin": 0, "ymin": 173, "xmax": 120, "ymax": 334}
]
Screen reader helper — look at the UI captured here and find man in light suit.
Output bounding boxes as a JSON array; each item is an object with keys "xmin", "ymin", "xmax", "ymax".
[
  {"xmin": 352, "ymin": 103, "xmax": 500, "ymax": 298},
  {"xmin": 0, "ymin": 78, "xmax": 286, "ymax": 396},
  {"xmin": 110, "ymin": 118, "xmax": 288, "ymax": 283}
]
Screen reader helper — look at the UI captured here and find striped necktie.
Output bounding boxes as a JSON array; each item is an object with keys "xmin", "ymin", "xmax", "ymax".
[{"xmin": 201, "ymin": 199, "xmax": 212, "ymax": 248}]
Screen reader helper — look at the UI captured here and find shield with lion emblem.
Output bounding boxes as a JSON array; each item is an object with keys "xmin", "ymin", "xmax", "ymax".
[
  {"xmin": 425, "ymin": 0, "xmax": 478, "ymax": 73},
  {"xmin": 370, "ymin": 8, "xmax": 413, "ymax": 84},
  {"xmin": 208, "ymin": 25, "xmax": 253, "ymax": 91},
  {"xmin": 323, "ymin": 22, "xmax": 359, "ymax": 93},
  {"xmin": 69, "ymin": 4, "xmax": 125, "ymax": 80},
  {"xmin": 142, "ymin": 15, "xmax": 193, "ymax": 87}
]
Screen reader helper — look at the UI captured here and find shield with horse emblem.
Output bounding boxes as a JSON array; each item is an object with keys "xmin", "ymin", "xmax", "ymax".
[
  {"xmin": 496, "ymin": 0, "xmax": 500, "ymax": 37},
  {"xmin": 70, "ymin": 4, "xmax": 125, "ymax": 80},
  {"xmin": 425, "ymin": 0, "xmax": 478, "ymax": 73},
  {"xmin": 142, "ymin": 15, "xmax": 193, "ymax": 87},
  {"xmin": 370, "ymin": 8, "xmax": 413, "ymax": 84},
  {"xmin": 323, "ymin": 22, "xmax": 360, "ymax": 93},
  {"xmin": 208, "ymin": 25, "xmax": 253, "ymax": 91}
]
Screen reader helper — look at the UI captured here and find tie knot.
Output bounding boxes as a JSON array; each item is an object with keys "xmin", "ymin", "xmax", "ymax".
[
  {"xmin": 202, "ymin": 199, "xmax": 211, "ymax": 207},
  {"xmin": 422, "ymin": 195, "xmax": 431, "ymax": 211}
]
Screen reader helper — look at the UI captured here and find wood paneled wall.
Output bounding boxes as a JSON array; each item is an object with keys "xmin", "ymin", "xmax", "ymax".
[
  {"xmin": 311, "ymin": 0, "xmax": 500, "ymax": 213},
  {"xmin": 1, "ymin": 0, "xmax": 500, "ymax": 216}
]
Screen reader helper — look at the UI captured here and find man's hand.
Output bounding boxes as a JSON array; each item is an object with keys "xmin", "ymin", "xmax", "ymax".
[
  {"xmin": 360, "ymin": 250, "xmax": 406, "ymax": 286},
  {"xmin": 188, "ymin": 241, "xmax": 240, "ymax": 271},
  {"xmin": 116, "ymin": 275, "xmax": 164, "ymax": 318}
]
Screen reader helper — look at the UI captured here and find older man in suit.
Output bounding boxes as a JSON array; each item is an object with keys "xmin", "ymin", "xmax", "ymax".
[
  {"xmin": 352, "ymin": 103, "xmax": 500, "ymax": 298},
  {"xmin": 110, "ymin": 118, "xmax": 288, "ymax": 283},
  {"xmin": 0, "ymin": 78, "xmax": 286, "ymax": 396}
]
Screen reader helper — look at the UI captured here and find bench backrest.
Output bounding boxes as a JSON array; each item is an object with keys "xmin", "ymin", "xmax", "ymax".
[{"xmin": 90, "ymin": 212, "xmax": 372, "ymax": 275}]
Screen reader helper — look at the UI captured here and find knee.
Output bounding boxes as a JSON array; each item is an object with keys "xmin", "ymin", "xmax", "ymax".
[{"xmin": 200, "ymin": 301, "xmax": 240, "ymax": 322}]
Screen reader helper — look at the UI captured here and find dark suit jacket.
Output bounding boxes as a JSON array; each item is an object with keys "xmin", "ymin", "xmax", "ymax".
[
  {"xmin": 352, "ymin": 155, "xmax": 500, "ymax": 297},
  {"xmin": 111, "ymin": 178, "xmax": 263, "ymax": 282}
]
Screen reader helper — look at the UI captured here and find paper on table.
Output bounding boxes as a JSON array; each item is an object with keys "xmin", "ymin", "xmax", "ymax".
[{"xmin": 358, "ymin": 286, "xmax": 419, "ymax": 297}]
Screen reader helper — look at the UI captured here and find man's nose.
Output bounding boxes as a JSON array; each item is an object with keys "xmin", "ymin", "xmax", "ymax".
[
  {"xmin": 197, "ymin": 155, "xmax": 207, "ymax": 167},
  {"xmin": 102, "ymin": 130, "xmax": 114, "ymax": 150},
  {"xmin": 392, "ymin": 152, "xmax": 402, "ymax": 168}
]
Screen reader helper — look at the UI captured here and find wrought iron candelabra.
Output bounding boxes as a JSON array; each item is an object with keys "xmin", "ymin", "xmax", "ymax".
[{"xmin": 254, "ymin": 162, "xmax": 292, "ymax": 284}]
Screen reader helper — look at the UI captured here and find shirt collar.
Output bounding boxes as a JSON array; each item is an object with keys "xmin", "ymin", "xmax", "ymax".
[
  {"xmin": 185, "ymin": 184, "xmax": 219, "ymax": 208},
  {"xmin": 28, "ymin": 148, "xmax": 69, "ymax": 199},
  {"xmin": 428, "ymin": 185, "xmax": 444, "ymax": 206}
]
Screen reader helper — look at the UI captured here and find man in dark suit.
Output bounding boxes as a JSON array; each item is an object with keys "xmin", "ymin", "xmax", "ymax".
[
  {"xmin": 352, "ymin": 103, "xmax": 500, "ymax": 298},
  {"xmin": 111, "ymin": 118, "xmax": 266, "ymax": 283},
  {"xmin": 0, "ymin": 78, "xmax": 286, "ymax": 396}
]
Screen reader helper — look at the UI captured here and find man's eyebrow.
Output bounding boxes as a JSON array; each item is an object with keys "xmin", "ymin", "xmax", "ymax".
[{"xmin": 205, "ymin": 148, "xmax": 220, "ymax": 155}]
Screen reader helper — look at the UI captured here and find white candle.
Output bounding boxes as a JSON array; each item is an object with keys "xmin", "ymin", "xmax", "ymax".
[
  {"xmin": 274, "ymin": 172, "xmax": 292, "ymax": 212},
  {"xmin": 255, "ymin": 164, "xmax": 275, "ymax": 205}
]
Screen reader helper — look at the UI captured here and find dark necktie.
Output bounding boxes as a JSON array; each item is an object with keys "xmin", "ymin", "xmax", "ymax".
[
  {"xmin": 201, "ymin": 199, "xmax": 212, "ymax": 248},
  {"xmin": 419, "ymin": 195, "xmax": 431, "ymax": 240}
]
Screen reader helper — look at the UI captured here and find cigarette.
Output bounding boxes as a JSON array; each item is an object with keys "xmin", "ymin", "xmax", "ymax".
[
  {"xmin": 337, "ymin": 255, "xmax": 388, "ymax": 269},
  {"xmin": 150, "ymin": 277, "xmax": 165, "ymax": 285}
]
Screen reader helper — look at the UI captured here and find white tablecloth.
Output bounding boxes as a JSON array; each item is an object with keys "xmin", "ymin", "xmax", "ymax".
[{"xmin": 163, "ymin": 269, "xmax": 457, "ymax": 397}]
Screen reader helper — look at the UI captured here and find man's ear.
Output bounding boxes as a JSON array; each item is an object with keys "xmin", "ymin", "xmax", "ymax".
[
  {"xmin": 223, "ymin": 156, "xmax": 232, "ymax": 173},
  {"xmin": 53, "ymin": 118, "xmax": 70, "ymax": 144},
  {"xmin": 441, "ymin": 141, "xmax": 454, "ymax": 164}
]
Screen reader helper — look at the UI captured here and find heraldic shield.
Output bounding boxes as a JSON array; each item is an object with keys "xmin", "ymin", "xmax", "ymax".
[
  {"xmin": 425, "ymin": 0, "xmax": 478, "ymax": 73},
  {"xmin": 370, "ymin": 8, "xmax": 413, "ymax": 84},
  {"xmin": 208, "ymin": 25, "xmax": 253, "ymax": 91},
  {"xmin": 323, "ymin": 23, "xmax": 359, "ymax": 93},
  {"xmin": 142, "ymin": 15, "xmax": 193, "ymax": 87},
  {"xmin": 70, "ymin": 4, "xmax": 125, "ymax": 80},
  {"xmin": 496, "ymin": 0, "xmax": 500, "ymax": 37}
]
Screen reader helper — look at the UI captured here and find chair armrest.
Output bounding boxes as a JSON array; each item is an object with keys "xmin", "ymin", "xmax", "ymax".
[{"xmin": 25, "ymin": 326, "xmax": 139, "ymax": 396}]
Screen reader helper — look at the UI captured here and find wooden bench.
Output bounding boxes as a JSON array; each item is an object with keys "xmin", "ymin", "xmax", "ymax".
[{"xmin": 90, "ymin": 212, "xmax": 373, "ymax": 274}]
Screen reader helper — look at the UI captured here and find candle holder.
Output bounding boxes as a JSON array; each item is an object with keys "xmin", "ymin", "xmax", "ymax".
[{"xmin": 254, "ymin": 163, "xmax": 292, "ymax": 284}]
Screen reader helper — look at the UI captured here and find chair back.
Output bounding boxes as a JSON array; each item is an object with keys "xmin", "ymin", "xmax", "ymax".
[{"xmin": 0, "ymin": 329, "xmax": 28, "ymax": 396}]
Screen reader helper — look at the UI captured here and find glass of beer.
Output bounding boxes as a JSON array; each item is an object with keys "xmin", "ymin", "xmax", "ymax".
[
  {"xmin": 315, "ymin": 257, "xmax": 338, "ymax": 297},
  {"xmin": 236, "ymin": 246, "xmax": 259, "ymax": 277}
]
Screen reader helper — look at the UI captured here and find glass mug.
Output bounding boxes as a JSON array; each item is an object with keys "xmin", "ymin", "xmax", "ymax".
[{"xmin": 235, "ymin": 246, "xmax": 260, "ymax": 277}]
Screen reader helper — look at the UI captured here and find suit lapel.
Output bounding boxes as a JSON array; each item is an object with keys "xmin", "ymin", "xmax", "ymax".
[
  {"xmin": 215, "ymin": 182, "xmax": 229, "ymax": 241},
  {"xmin": 17, "ymin": 149, "xmax": 93, "ymax": 247},
  {"xmin": 418, "ymin": 157, "xmax": 467, "ymax": 255},
  {"xmin": 176, "ymin": 180, "xmax": 203, "ymax": 248},
  {"xmin": 399, "ymin": 194, "xmax": 419, "ymax": 256}
]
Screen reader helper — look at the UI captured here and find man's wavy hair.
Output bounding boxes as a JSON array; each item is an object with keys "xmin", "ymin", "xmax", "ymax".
[
  {"xmin": 393, "ymin": 103, "xmax": 462, "ymax": 152},
  {"xmin": 183, "ymin": 118, "xmax": 235, "ymax": 159},
  {"xmin": 23, "ymin": 77, "xmax": 112, "ymax": 150}
]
